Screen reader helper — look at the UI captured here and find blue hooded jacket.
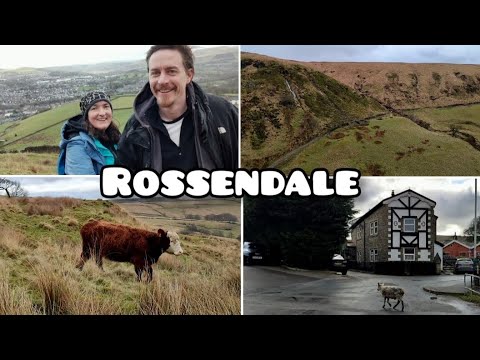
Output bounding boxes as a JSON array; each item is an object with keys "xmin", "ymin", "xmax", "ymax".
[{"xmin": 57, "ymin": 115, "xmax": 115, "ymax": 175}]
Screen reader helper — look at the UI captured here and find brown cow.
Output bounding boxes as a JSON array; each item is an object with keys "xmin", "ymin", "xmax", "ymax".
[{"xmin": 77, "ymin": 220, "xmax": 178, "ymax": 282}]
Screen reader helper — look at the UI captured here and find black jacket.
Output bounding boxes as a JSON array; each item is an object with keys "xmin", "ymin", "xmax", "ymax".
[{"xmin": 117, "ymin": 81, "xmax": 238, "ymax": 173}]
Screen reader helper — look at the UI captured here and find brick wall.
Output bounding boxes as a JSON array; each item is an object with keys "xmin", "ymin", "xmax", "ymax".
[
  {"xmin": 354, "ymin": 205, "xmax": 389, "ymax": 267},
  {"xmin": 444, "ymin": 242, "xmax": 470, "ymax": 258}
]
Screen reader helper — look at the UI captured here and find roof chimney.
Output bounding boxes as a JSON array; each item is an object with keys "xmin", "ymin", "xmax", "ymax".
[
  {"xmin": 391, "ymin": 190, "xmax": 395, "ymax": 196},
  {"xmin": 454, "ymin": 232, "xmax": 457, "ymax": 240}
]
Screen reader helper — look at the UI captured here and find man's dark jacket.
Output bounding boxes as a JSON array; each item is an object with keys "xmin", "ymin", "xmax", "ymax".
[{"xmin": 117, "ymin": 81, "xmax": 238, "ymax": 173}]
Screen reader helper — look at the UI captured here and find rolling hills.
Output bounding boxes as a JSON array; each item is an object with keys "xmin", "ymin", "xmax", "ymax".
[
  {"xmin": 0, "ymin": 96, "xmax": 134, "ymax": 152},
  {"xmin": 309, "ymin": 62, "xmax": 480, "ymax": 109},
  {"xmin": 241, "ymin": 53, "xmax": 385, "ymax": 168},
  {"xmin": 241, "ymin": 52, "xmax": 480, "ymax": 175}
]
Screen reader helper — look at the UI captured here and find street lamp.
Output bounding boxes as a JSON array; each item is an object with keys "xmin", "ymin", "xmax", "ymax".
[{"xmin": 475, "ymin": 179, "xmax": 479, "ymax": 278}]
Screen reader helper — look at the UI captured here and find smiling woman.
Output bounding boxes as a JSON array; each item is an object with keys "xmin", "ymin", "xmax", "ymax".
[{"xmin": 57, "ymin": 91, "xmax": 121, "ymax": 175}]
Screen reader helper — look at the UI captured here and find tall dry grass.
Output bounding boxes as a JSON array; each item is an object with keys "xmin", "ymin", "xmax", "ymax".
[
  {"xmin": 138, "ymin": 271, "xmax": 240, "ymax": 315},
  {"xmin": 0, "ymin": 197, "xmax": 23, "ymax": 213},
  {"xmin": 0, "ymin": 198, "xmax": 241, "ymax": 315},
  {"xmin": 20, "ymin": 234, "xmax": 239, "ymax": 315},
  {"xmin": 23, "ymin": 197, "xmax": 83, "ymax": 217},
  {"xmin": 0, "ymin": 264, "xmax": 37, "ymax": 315},
  {"xmin": 0, "ymin": 278, "xmax": 38, "ymax": 315},
  {"xmin": 142, "ymin": 238, "xmax": 241, "ymax": 315},
  {"xmin": 33, "ymin": 264, "xmax": 71, "ymax": 315},
  {"xmin": 0, "ymin": 226, "xmax": 26, "ymax": 253},
  {"xmin": 33, "ymin": 263, "xmax": 124, "ymax": 315},
  {"xmin": 0, "ymin": 153, "xmax": 58, "ymax": 175}
]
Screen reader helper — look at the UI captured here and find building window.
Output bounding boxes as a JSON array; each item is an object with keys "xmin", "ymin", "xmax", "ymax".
[
  {"xmin": 357, "ymin": 251, "xmax": 362, "ymax": 261},
  {"xmin": 403, "ymin": 218, "xmax": 416, "ymax": 233},
  {"xmin": 357, "ymin": 228, "xmax": 361, "ymax": 239},
  {"xmin": 370, "ymin": 221, "xmax": 378, "ymax": 236},
  {"xmin": 404, "ymin": 248, "xmax": 415, "ymax": 261},
  {"xmin": 370, "ymin": 249, "xmax": 378, "ymax": 262}
]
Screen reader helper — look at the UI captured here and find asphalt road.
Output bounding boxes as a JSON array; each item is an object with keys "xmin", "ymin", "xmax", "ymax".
[{"xmin": 244, "ymin": 266, "xmax": 480, "ymax": 315}]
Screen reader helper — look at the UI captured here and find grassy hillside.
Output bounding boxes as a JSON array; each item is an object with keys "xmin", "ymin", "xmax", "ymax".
[
  {"xmin": 116, "ymin": 198, "xmax": 241, "ymax": 240},
  {"xmin": 241, "ymin": 53, "xmax": 385, "ymax": 168},
  {"xmin": 0, "ymin": 196, "xmax": 240, "ymax": 315},
  {"xmin": 0, "ymin": 96, "xmax": 134, "ymax": 152},
  {"xmin": 280, "ymin": 116, "xmax": 480, "ymax": 175},
  {"xmin": 0, "ymin": 153, "xmax": 57, "ymax": 174},
  {"xmin": 309, "ymin": 62, "xmax": 480, "ymax": 109},
  {"xmin": 407, "ymin": 103, "xmax": 480, "ymax": 139}
]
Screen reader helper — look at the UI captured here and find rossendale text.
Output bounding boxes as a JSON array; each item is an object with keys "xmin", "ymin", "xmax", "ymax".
[{"xmin": 100, "ymin": 167, "xmax": 361, "ymax": 199}]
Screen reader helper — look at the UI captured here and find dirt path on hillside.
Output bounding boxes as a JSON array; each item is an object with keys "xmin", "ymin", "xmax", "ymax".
[
  {"xmin": 268, "ymin": 103, "xmax": 480, "ymax": 169},
  {"xmin": 268, "ymin": 134, "xmax": 326, "ymax": 169},
  {"xmin": 268, "ymin": 113, "xmax": 386, "ymax": 169}
]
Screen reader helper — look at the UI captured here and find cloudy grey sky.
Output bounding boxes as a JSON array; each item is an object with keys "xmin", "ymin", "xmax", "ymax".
[
  {"xmin": 1, "ymin": 176, "xmax": 101, "ymax": 199},
  {"xmin": 356, "ymin": 177, "xmax": 480, "ymax": 236},
  {"xmin": 0, "ymin": 45, "xmax": 235, "ymax": 69},
  {"xmin": 241, "ymin": 45, "xmax": 480, "ymax": 64}
]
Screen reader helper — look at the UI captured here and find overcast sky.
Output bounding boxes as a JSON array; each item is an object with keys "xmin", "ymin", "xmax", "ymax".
[
  {"xmin": 2, "ymin": 176, "xmax": 101, "ymax": 199},
  {"xmin": 0, "ymin": 45, "xmax": 234, "ymax": 69},
  {"xmin": 356, "ymin": 177, "xmax": 480, "ymax": 236},
  {"xmin": 241, "ymin": 45, "xmax": 480, "ymax": 64}
]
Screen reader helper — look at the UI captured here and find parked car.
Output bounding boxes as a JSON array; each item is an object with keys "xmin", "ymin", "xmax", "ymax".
[
  {"xmin": 454, "ymin": 258, "xmax": 475, "ymax": 274},
  {"xmin": 331, "ymin": 254, "xmax": 348, "ymax": 275},
  {"xmin": 243, "ymin": 242, "xmax": 264, "ymax": 265}
]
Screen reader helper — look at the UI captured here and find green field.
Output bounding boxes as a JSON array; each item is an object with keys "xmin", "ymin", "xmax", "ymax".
[
  {"xmin": 408, "ymin": 103, "xmax": 480, "ymax": 139},
  {"xmin": 112, "ymin": 95, "xmax": 137, "ymax": 109},
  {"xmin": 0, "ymin": 96, "xmax": 134, "ymax": 152},
  {"xmin": 117, "ymin": 199, "xmax": 241, "ymax": 240},
  {"xmin": 280, "ymin": 116, "xmax": 480, "ymax": 175}
]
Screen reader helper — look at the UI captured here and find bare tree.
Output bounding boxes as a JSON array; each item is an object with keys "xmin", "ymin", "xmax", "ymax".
[
  {"xmin": 0, "ymin": 178, "xmax": 28, "ymax": 198},
  {"xmin": 464, "ymin": 216, "xmax": 480, "ymax": 237}
]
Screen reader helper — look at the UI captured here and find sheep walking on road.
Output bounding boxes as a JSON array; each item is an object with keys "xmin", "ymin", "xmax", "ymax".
[{"xmin": 377, "ymin": 283, "xmax": 405, "ymax": 312}]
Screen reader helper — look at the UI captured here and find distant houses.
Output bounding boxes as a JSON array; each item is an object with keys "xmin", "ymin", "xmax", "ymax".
[{"xmin": 437, "ymin": 234, "xmax": 480, "ymax": 259}]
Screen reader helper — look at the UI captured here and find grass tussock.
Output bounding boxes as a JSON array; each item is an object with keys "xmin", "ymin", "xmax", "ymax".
[
  {"xmin": 0, "ymin": 278, "xmax": 37, "ymax": 315},
  {"xmin": 157, "ymin": 253, "xmax": 194, "ymax": 273},
  {"xmin": 0, "ymin": 264, "xmax": 37, "ymax": 315},
  {"xmin": 138, "ymin": 270, "xmax": 240, "ymax": 315},
  {"xmin": 0, "ymin": 226, "xmax": 26, "ymax": 252},
  {"xmin": 24, "ymin": 197, "xmax": 82, "ymax": 217},
  {"xmin": 21, "ymin": 196, "xmax": 83, "ymax": 208},
  {"xmin": 66, "ymin": 218, "xmax": 79, "ymax": 227},
  {"xmin": 40, "ymin": 222, "xmax": 55, "ymax": 230},
  {"xmin": 33, "ymin": 263, "xmax": 72, "ymax": 315},
  {"xmin": 32, "ymin": 258, "xmax": 124, "ymax": 315}
]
